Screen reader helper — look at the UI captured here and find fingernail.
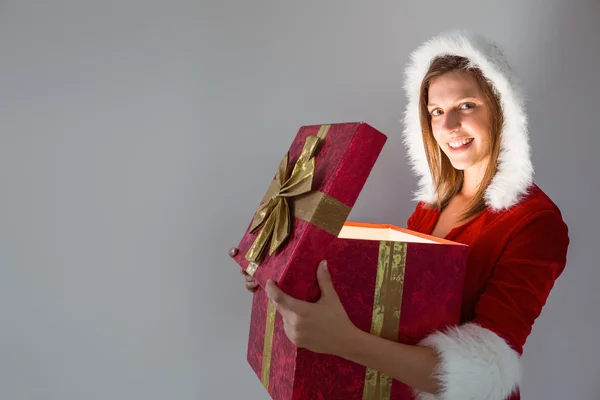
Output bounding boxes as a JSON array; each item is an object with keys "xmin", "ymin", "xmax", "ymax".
[
  {"xmin": 320, "ymin": 260, "xmax": 328, "ymax": 271},
  {"xmin": 229, "ymin": 247, "xmax": 238, "ymax": 257}
]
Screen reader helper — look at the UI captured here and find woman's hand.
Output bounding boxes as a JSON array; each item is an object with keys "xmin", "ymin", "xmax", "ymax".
[
  {"xmin": 228, "ymin": 247, "xmax": 258, "ymax": 292},
  {"xmin": 264, "ymin": 260, "xmax": 359, "ymax": 356}
]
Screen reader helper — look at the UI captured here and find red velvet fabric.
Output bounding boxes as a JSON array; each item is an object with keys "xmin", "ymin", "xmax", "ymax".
[{"xmin": 407, "ymin": 183, "xmax": 570, "ymax": 399}]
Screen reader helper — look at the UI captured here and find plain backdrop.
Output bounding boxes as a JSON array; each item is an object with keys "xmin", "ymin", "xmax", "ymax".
[{"xmin": 1, "ymin": 0, "xmax": 599, "ymax": 399}]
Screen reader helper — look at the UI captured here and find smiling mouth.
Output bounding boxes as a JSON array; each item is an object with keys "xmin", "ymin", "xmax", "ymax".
[{"xmin": 448, "ymin": 138, "xmax": 474, "ymax": 151}]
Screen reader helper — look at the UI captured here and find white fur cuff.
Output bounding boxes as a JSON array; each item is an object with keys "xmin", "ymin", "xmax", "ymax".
[{"xmin": 413, "ymin": 323, "xmax": 522, "ymax": 400}]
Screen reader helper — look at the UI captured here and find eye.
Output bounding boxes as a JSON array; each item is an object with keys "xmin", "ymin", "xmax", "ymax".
[
  {"xmin": 430, "ymin": 108, "xmax": 443, "ymax": 117},
  {"xmin": 459, "ymin": 102, "xmax": 476, "ymax": 110}
]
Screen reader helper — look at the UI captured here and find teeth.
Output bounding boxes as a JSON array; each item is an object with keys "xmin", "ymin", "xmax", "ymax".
[{"xmin": 449, "ymin": 138, "xmax": 473, "ymax": 149}]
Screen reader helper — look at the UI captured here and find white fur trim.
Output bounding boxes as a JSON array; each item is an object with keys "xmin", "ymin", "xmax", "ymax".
[
  {"xmin": 413, "ymin": 323, "xmax": 522, "ymax": 400},
  {"xmin": 402, "ymin": 30, "xmax": 533, "ymax": 210}
]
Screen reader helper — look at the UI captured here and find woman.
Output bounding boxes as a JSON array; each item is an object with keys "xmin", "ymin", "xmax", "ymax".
[{"xmin": 229, "ymin": 31, "xmax": 569, "ymax": 400}]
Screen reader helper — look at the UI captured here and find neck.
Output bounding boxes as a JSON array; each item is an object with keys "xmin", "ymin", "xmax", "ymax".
[{"xmin": 460, "ymin": 158, "xmax": 489, "ymax": 198}]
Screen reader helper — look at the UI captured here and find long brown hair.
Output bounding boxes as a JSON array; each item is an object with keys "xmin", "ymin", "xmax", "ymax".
[{"xmin": 419, "ymin": 55, "xmax": 504, "ymax": 221}]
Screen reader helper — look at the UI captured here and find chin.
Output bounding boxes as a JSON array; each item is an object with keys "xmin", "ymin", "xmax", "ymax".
[
  {"xmin": 449, "ymin": 160, "xmax": 473, "ymax": 170},
  {"xmin": 443, "ymin": 154, "xmax": 474, "ymax": 170}
]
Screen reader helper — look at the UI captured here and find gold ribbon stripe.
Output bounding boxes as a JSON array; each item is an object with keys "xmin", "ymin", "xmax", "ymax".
[
  {"xmin": 261, "ymin": 300, "xmax": 277, "ymax": 390},
  {"xmin": 363, "ymin": 241, "xmax": 407, "ymax": 400},
  {"xmin": 246, "ymin": 262, "xmax": 259, "ymax": 277}
]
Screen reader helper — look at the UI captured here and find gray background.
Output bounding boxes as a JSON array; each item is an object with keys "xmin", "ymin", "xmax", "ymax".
[{"xmin": 1, "ymin": 0, "xmax": 598, "ymax": 399}]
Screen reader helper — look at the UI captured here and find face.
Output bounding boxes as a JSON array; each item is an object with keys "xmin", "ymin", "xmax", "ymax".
[{"xmin": 427, "ymin": 71, "xmax": 493, "ymax": 172}]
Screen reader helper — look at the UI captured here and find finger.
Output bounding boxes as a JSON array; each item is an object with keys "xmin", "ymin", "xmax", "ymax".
[
  {"xmin": 265, "ymin": 280, "xmax": 294, "ymax": 309},
  {"xmin": 265, "ymin": 280, "xmax": 308, "ymax": 317},
  {"xmin": 244, "ymin": 274, "xmax": 256, "ymax": 283},
  {"xmin": 245, "ymin": 281, "xmax": 258, "ymax": 292},
  {"xmin": 229, "ymin": 247, "xmax": 239, "ymax": 258},
  {"xmin": 264, "ymin": 280, "xmax": 284, "ymax": 304},
  {"xmin": 316, "ymin": 260, "xmax": 336, "ymax": 299}
]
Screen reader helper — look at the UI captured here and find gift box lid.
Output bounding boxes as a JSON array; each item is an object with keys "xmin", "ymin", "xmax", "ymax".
[{"xmin": 233, "ymin": 122, "xmax": 388, "ymax": 292}]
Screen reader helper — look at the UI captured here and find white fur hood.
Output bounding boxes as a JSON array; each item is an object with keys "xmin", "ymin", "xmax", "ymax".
[{"xmin": 402, "ymin": 30, "xmax": 533, "ymax": 210}]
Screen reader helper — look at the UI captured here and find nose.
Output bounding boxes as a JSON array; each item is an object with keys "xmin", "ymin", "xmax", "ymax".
[{"xmin": 441, "ymin": 110, "xmax": 461, "ymax": 134}]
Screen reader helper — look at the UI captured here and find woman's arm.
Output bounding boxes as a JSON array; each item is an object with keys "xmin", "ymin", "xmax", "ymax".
[{"xmin": 339, "ymin": 328, "xmax": 442, "ymax": 395}]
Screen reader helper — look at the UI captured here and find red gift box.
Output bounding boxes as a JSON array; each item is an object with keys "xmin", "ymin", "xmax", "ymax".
[{"xmin": 233, "ymin": 123, "xmax": 468, "ymax": 399}]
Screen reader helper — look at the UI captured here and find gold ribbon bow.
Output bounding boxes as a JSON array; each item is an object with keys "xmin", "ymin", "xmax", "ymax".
[{"xmin": 245, "ymin": 126, "xmax": 328, "ymax": 265}]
